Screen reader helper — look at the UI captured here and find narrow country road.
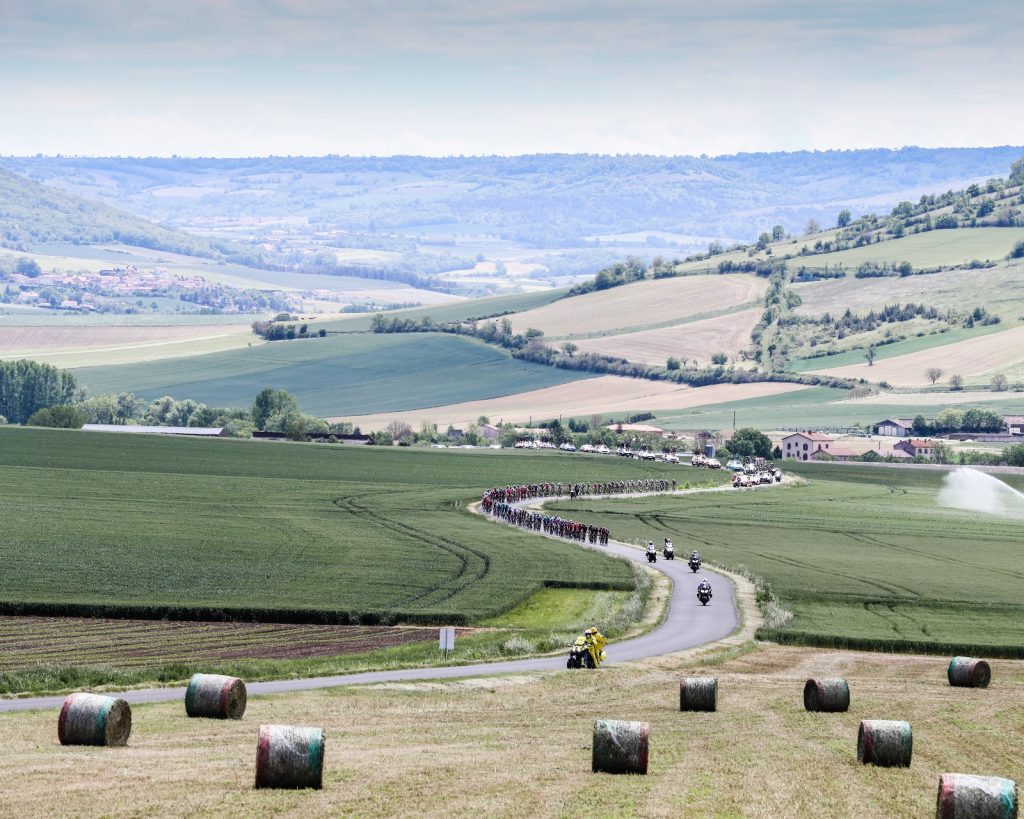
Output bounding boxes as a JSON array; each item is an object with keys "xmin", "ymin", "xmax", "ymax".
[{"xmin": 0, "ymin": 489, "xmax": 742, "ymax": 714}]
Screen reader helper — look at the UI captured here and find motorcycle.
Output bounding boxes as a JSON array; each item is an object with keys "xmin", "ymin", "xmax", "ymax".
[
  {"xmin": 567, "ymin": 637, "xmax": 595, "ymax": 669},
  {"xmin": 663, "ymin": 543, "xmax": 675, "ymax": 560},
  {"xmin": 697, "ymin": 585, "xmax": 713, "ymax": 606},
  {"xmin": 646, "ymin": 547, "xmax": 657, "ymax": 563},
  {"xmin": 688, "ymin": 555, "xmax": 701, "ymax": 573}
]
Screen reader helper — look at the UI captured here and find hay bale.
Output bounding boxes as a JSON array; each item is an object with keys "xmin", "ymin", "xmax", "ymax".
[
  {"xmin": 592, "ymin": 719, "xmax": 649, "ymax": 775},
  {"xmin": 58, "ymin": 693, "xmax": 131, "ymax": 747},
  {"xmin": 679, "ymin": 677, "xmax": 717, "ymax": 712},
  {"xmin": 255, "ymin": 724, "xmax": 325, "ymax": 789},
  {"xmin": 937, "ymin": 773, "xmax": 1018, "ymax": 819},
  {"xmin": 804, "ymin": 677, "xmax": 850, "ymax": 712},
  {"xmin": 857, "ymin": 719, "xmax": 912, "ymax": 768},
  {"xmin": 185, "ymin": 673, "xmax": 247, "ymax": 720},
  {"xmin": 948, "ymin": 657, "xmax": 992, "ymax": 688}
]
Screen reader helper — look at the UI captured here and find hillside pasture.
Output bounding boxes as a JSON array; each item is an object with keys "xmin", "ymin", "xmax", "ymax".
[
  {"xmin": 0, "ymin": 645, "xmax": 1019, "ymax": 817},
  {"xmin": 550, "ymin": 462, "xmax": 1024, "ymax": 654},
  {"xmin": 73, "ymin": 332, "xmax": 592, "ymax": 416},
  {"xmin": 808, "ymin": 324, "xmax": 1024, "ymax": 386},
  {"xmin": 0, "ymin": 323, "xmax": 258, "ymax": 368},
  {"xmin": 574, "ymin": 308, "xmax": 760, "ymax": 367},
  {"xmin": 338, "ymin": 377, "xmax": 809, "ymax": 429},
  {"xmin": 506, "ymin": 274, "xmax": 766, "ymax": 338},
  {"xmin": 794, "ymin": 259, "xmax": 1024, "ymax": 319}
]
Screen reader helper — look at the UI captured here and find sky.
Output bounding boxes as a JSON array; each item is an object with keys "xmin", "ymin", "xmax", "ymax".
[{"xmin": 1, "ymin": 0, "xmax": 1022, "ymax": 157}]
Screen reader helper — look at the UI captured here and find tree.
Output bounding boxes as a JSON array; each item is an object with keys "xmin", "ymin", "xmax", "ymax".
[
  {"xmin": 562, "ymin": 342, "xmax": 578, "ymax": 358},
  {"xmin": 14, "ymin": 257, "xmax": 42, "ymax": 278},
  {"xmin": 912, "ymin": 414, "xmax": 931, "ymax": 436},
  {"xmin": 386, "ymin": 420, "xmax": 413, "ymax": 442},
  {"xmin": 1006, "ymin": 443, "xmax": 1024, "ymax": 467},
  {"xmin": 804, "ymin": 218, "xmax": 822, "ymax": 235},
  {"xmin": 864, "ymin": 346, "xmax": 877, "ymax": 366},
  {"xmin": 925, "ymin": 367, "xmax": 943, "ymax": 385},
  {"xmin": 949, "ymin": 374, "xmax": 964, "ymax": 390},
  {"xmin": 0, "ymin": 360, "xmax": 78, "ymax": 424},
  {"xmin": 27, "ymin": 405, "xmax": 87, "ymax": 428},
  {"xmin": 725, "ymin": 427, "xmax": 773, "ymax": 459},
  {"xmin": 1009, "ymin": 156, "xmax": 1024, "ymax": 187},
  {"xmin": 252, "ymin": 388, "xmax": 299, "ymax": 431},
  {"xmin": 837, "ymin": 209, "xmax": 852, "ymax": 228},
  {"xmin": 772, "ymin": 225, "xmax": 785, "ymax": 241},
  {"xmin": 991, "ymin": 373, "xmax": 1008, "ymax": 392},
  {"xmin": 666, "ymin": 356, "xmax": 680, "ymax": 371},
  {"xmin": 936, "ymin": 407, "xmax": 965, "ymax": 432},
  {"xmin": 711, "ymin": 352, "xmax": 728, "ymax": 365},
  {"xmin": 115, "ymin": 392, "xmax": 143, "ymax": 423},
  {"xmin": 1009, "ymin": 240, "xmax": 1024, "ymax": 259}
]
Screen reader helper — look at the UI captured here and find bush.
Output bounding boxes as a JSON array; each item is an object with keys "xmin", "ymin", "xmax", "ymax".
[
  {"xmin": 27, "ymin": 406, "xmax": 87, "ymax": 429},
  {"xmin": 1009, "ymin": 240, "xmax": 1024, "ymax": 259}
]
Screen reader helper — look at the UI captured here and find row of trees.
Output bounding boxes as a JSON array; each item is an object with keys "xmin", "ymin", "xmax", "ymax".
[
  {"xmin": 0, "ymin": 360, "xmax": 78, "ymax": 424},
  {"xmin": 910, "ymin": 408, "xmax": 1008, "ymax": 435}
]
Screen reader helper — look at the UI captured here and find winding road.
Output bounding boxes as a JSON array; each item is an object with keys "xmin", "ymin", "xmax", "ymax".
[{"xmin": 0, "ymin": 491, "xmax": 741, "ymax": 714}]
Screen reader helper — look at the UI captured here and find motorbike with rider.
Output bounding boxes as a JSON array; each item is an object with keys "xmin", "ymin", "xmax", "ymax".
[
  {"xmin": 697, "ymin": 577, "xmax": 713, "ymax": 605},
  {"xmin": 567, "ymin": 626, "xmax": 607, "ymax": 669},
  {"xmin": 646, "ymin": 541, "xmax": 657, "ymax": 563},
  {"xmin": 663, "ymin": 538, "xmax": 675, "ymax": 560},
  {"xmin": 688, "ymin": 550, "xmax": 701, "ymax": 573}
]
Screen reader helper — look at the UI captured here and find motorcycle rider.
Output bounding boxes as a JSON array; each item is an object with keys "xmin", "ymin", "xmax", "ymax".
[
  {"xmin": 663, "ymin": 538, "xmax": 674, "ymax": 558},
  {"xmin": 697, "ymin": 577, "xmax": 712, "ymax": 598},
  {"xmin": 584, "ymin": 626, "xmax": 607, "ymax": 667},
  {"xmin": 690, "ymin": 549, "xmax": 701, "ymax": 564},
  {"xmin": 646, "ymin": 540, "xmax": 657, "ymax": 561}
]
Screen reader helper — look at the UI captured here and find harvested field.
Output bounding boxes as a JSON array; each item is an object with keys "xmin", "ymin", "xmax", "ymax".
[
  {"xmin": 574, "ymin": 308, "xmax": 760, "ymax": 367},
  {"xmin": 0, "ymin": 645, "xmax": 1020, "ymax": 816},
  {"xmin": 832, "ymin": 390, "xmax": 1011, "ymax": 406},
  {"xmin": 810, "ymin": 325, "xmax": 1024, "ymax": 386},
  {"xmin": 338, "ymin": 378, "xmax": 808, "ymax": 429},
  {"xmin": 0, "ymin": 617, "xmax": 444, "ymax": 672},
  {"xmin": 507, "ymin": 274, "xmax": 766, "ymax": 338}
]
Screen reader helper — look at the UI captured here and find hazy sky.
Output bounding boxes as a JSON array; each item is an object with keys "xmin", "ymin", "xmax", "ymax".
[{"xmin": 2, "ymin": 0, "xmax": 1022, "ymax": 157}]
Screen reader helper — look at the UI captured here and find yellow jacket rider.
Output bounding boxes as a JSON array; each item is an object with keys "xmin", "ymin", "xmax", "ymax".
[{"xmin": 584, "ymin": 627, "xmax": 607, "ymax": 667}]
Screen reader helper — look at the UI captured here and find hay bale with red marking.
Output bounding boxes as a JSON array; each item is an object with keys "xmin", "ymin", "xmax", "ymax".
[
  {"xmin": 185, "ymin": 673, "xmax": 247, "ymax": 719},
  {"xmin": 58, "ymin": 693, "xmax": 132, "ymax": 747},
  {"xmin": 857, "ymin": 719, "xmax": 912, "ymax": 767},
  {"xmin": 936, "ymin": 773, "xmax": 1017, "ymax": 819},
  {"xmin": 804, "ymin": 677, "xmax": 850, "ymax": 712},
  {"xmin": 255, "ymin": 724, "xmax": 325, "ymax": 789},
  {"xmin": 592, "ymin": 720, "xmax": 649, "ymax": 775},
  {"xmin": 679, "ymin": 677, "xmax": 717, "ymax": 712},
  {"xmin": 948, "ymin": 657, "xmax": 992, "ymax": 688}
]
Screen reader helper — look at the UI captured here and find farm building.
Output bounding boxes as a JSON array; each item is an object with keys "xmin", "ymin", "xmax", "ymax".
[
  {"xmin": 893, "ymin": 438, "xmax": 937, "ymax": 461},
  {"xmin": 781, "ymin": 432, "xmax": 834, "ymax": 461},
  {"xmin": 875, "ymin": 418, "xmax": 915, "ymax": 436},
  {"xmin": 1003, "ymin": 415, "xmax": 1024, "ymax": 435},
  {"xmin": 81, "ymin": 424, "xmax": 226, "ymax": 437},
  {"xmin": 810, "ymin": 446, "xmax": 874, "ymax": 462}
]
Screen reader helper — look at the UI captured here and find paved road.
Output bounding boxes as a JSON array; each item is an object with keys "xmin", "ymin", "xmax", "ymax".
[{"xmin": 0, "ymin": 496, "xmax": 739, "ymax": 714}]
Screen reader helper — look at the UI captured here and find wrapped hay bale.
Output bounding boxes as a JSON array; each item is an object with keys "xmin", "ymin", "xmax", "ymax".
[
  {"xmin": 936, "ymin": 773, "xmax": 1017, "ymax": 819},
  {"xmin": 255, "ymin": 724, "xmax": 325, "ymax": 789},
  {"xmin": 679, "ymin": 677, "xmax": 717, "ymax": 712},
  {"xmin": 592, "ymin": 720, "xmax": 649, "ymax": 775},
  {"xmin": 58, "ymin": 693, "xmax": 132, "ymax": 747},
  {"xmin": 185, "ymin": 673, "xmax": 247, "ymax": 720},
  {"xmin": 804, "ymin": 677, "xmax": 850, "ymax": 712},
  {"xmin": 948, "ymin": 657, "xmax": 992, "ymax": 689},
  {"xmin": 857, "ymin": 719, "xmax": 912, "ymax": 768}
]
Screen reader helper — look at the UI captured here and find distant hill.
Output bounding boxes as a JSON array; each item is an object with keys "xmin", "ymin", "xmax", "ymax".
[
  {"xmin": 2, "ymin": 148, "xmax": 1022, "ymax": 246},
  {"xmin": 0, "ymin": 168, "xmax": 226, "ymax": 259}
]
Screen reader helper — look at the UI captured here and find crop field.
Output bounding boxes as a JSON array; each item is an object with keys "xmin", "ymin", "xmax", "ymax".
[
  {"xmin": 340, "ymin": 378, "xmax": 809, "ymax": 429},
  {"xmin": 0, "ymin": 324, "xmax": 258, "ymax": 368},
  {"xmin": 313, "ymin": 289, "xmax": 564, "ymax": 332},
  {"xmin": 574, "ymin": 307, "xmax": 760, "ymax": 367},
  {"xmin": 809, "ymin": 325, "xmax": 1024, "ymax": 386},
  {"xmin": 790, "ymin": 227, "xmax": 1024, "ymax": 270},
  {"xmin": 794, "ymin": 258, "xmax": 1024, "ymax": 319},
  {"xmin": 506, "ymin": 274, "xmax": 766, "ymax": 338},
  {"xmin": 73, "ymin": 332, "xmax": 592, "ymax": 416},
  {"xmin": 0, "ymin": 644, "xmax": 1020, "ymax": 816},
  {"xmin": 549, "ymin": 462, "xmax": 1024, "ymax": 655},
  {"xmin": 0, "ymin": 427, "xmax": 706, "ymax": 624}
]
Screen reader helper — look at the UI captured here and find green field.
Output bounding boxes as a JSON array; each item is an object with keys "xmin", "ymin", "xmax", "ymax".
[
  {"xmin": 73, "ymin": 332, "xmax": 592, "ymax": 416},
  {"xmin": 0, "ymin": 427, "xmax": 699, "ymax": 623},
  {"xmin": 549, "ymin": 462, "xmax": 1024, "ymax": 654},
  {"xmin": 315, "ymin": 288, "xmax": 565, "ymax": 332}
]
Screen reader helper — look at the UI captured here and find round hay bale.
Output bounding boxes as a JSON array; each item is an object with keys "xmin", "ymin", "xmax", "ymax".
[
  {"xmin": 948, "ymin": 657, "xmax": 992, "ymax": 688},
  {"xmin": 803, "ymin": 677, "xmax": 850, "ymax": 712},
  {"xmin": 185, "ymin": 673, "xmax": 247, "ymax": 720},
  {"xmin": 255, "ymin": 724, "xmax": 325, "ymax": 789},
  {"xmin": 58, "ymin": 693, "xmax": 131, "ymax": 747},
  {"xmin": 679, "ymin": 677, "xmax": 717, "ymax": 712},
  {"xmin": 936, "ymin": 773, "xmax": 1017, "ymax": 819},
  {"xmin": 857, "ymin": 719, "xmax": 912, "ymax": 768},
  {"xmin": 592, "ymin": 719, "xmax": 649, "ymax": 775}
]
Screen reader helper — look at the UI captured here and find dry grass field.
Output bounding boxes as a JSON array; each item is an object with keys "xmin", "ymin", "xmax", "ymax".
[
  {"xmin": 507, "ymin": 275, "xmax": 766, "ymax": 338},
  {"xmin": 337, "ymin": 378, "xmax": 808, "ymax": 429},
  {"xmin": 1, "ymin": 644, "xmax": 1019, "ymax": 817},
  {"xmin": 574, "ymin": 308, "xmax": 761, "ymax": 367},
  {"xmin": 811, "ymin": 325, "xmax": 1024, "ymax": 386},
  {"xmin": 0, "ymin": 324, "xmax": 258, "ymax": 368}
]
